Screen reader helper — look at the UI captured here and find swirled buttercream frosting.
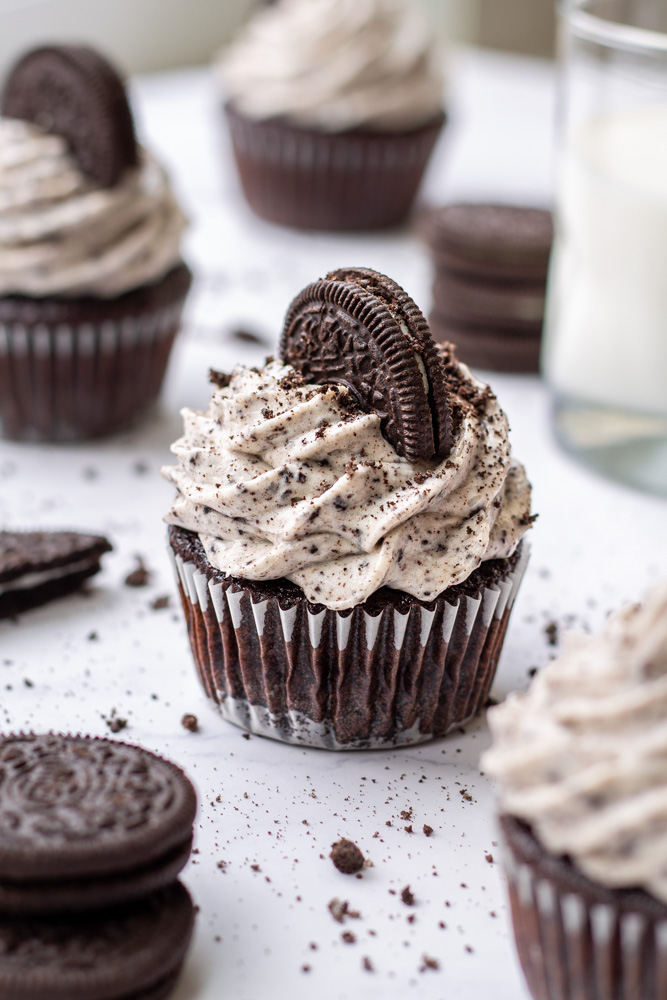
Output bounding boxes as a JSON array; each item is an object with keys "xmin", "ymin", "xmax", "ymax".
[
  {"xmin": 218, "ymin": 0, "xmax": 445, "ymax": 131},
  {"xmin": 483, "ymin": 583, "xmax": 667, "ymax": 901},
  {"xmin": 0, "ymin": 117, "xmax": 186, "ymax": 298},
  {"xmin": 162, "ymin": 353, "xmax": 532, "ymax": 611}
]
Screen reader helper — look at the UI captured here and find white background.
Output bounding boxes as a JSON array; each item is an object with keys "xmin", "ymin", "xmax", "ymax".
[{"xmin": 1, "ymin": 48, "xmax": 666, "ymax": 1000}]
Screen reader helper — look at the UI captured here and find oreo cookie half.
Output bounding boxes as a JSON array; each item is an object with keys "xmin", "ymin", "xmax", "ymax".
[
  {"xmin": 0, "ymin": 733, "xmax": 197, "ymax": 914},
  {"xmin": 0, "ymin": 530, "xmax": 112, "ymax": 619},
  {"xmin": 280, "ymin": 268, "xmax": 451, "ymax": 463},
  {"xmin": 0, "ymin": 881, "xmax": 195, "ymax": 1000},
  {"xmin": 1, "ymin": 45, "xmax": 138, "ymax": 188}
]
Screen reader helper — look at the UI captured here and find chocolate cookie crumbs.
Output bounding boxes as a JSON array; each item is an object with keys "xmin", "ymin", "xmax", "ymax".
[
  {"xmin": 401, "ymin": 886, "xmax": 416, "ymax": 906},
  {"xmin": 124, "ymin": 557, "xmax": 150, "ymax": 588},
  {"xmin": 420, "ymin": 954, "xmax": 440, "ymax": 972},
  {"xmin": 341, "ymin": 931, "xmax": 356, "ymax": 944},
  {"xmin": 330, "ymin": 839, "xmax": 365, "ymax": 875},
  {"xmin": 328, "ymin": 899, "xmax": 360, "ymax": 924},
  {"xmin": 423, "ymin": 825, "xmax": 433, "ymax": 837},
  {"xmin": 181, "ymin": 714, "xmax": 199, "ymax": 733},
  {"xmin": 105, "ymin": 710, "xmax": 127, "ymax": 733},
  {"xmin": 362, "ymin": 956, "xmax": 374, "ymax": 972},
  {"xmin": 150, "ymin": 595, "xmax": 171, "ymax": 610},
  {"xmin": 545, "ymin": 620, "xmax": 559, "ymax": 646}
]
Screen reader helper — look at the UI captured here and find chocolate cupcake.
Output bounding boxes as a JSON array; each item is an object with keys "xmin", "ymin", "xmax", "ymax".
[
  {"xmin": 217, "ymin": 0, "xmax": 445, "ymax": 230},
  {"xmin": 483, "ymin": 584, "xmax": 667, "ymax": 1000},
  {"xmin": 0, "ymin": 44, "xmax": 192, "ymax": 441},
  {"xmin": 163, "ymin": 268, "xmax": 533, "ymax": 749}
]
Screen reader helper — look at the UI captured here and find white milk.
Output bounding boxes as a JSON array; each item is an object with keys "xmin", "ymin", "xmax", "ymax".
[{"xmin": 543, "ymin": 105, "xmax": 667, "ymax": 417}]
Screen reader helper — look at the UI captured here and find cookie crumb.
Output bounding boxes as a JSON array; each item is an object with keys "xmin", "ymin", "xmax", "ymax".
[
  {"xmin": 330, "ymin": 838, "xmax": 365, "ymax": 874},
  {"xmin": 150, "ymin": 595, "xmax": 170, "ymax": 610},
  {"xmin": 328, "ymin": 898, "xmax": 360, "ymax": 924},
  {"xmin": 124, "ymin": 557, "xmax": 150, "ymax": 588},
  {"xmin": 341, "ymin": 931, "xmax": 356, "ymax": 944},
  {"xmin": 420, "ymin": 954, "xmax": 440, "ymax": 972},
  {"xmin": 181, "ymin": 714, "xmax": 199, "ymax": 733},
  {"xmin": 423, "ymin": 824, "xmax": 433, "ymax": 837},
  {"xmin": 362, "ymin": 956, "xmax": 374, "ymax": 972},
  {"xmin": 105, "ymin": 710, "xmax": 127, "ymax": 733},
  {"xmin": 401, "ymin": 885, "xmax": 416, "ymax": 907}
]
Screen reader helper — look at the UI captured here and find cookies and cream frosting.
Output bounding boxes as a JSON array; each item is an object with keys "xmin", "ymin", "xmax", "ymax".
[
  {"xmin": 218, "ymin": 0, "xmax": 445, "ymax": 131},
  {"xmin": 162, "ymin": 355, "xmax": 531, "ymax": 611},
  {"xmin": 0, "ymin": 118, "xmax": 186, "ymax": 299},
  {"xmin": 483, "ymin": 583, "xmax": 667, "ymax": 901}
]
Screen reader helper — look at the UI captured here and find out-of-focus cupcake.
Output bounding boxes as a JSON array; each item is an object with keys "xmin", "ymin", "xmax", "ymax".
[
  {"xmin": 483, "ymin": 584, "xmax": 667, "ymax": 1000},
  {"xmin": 0, "ymin": 44, "xmax": 192, "ymax": 442},
  {"xmin": 217, "ymin": 0, "xmax": 446, "ymax": 230},
  {"xmin": 163, "ymin": 268, "xmax": 532, "ymax": 749}
]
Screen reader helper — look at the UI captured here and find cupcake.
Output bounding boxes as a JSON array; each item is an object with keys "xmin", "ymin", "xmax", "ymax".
[
  {"xmin": 163, "ymin": 268, "xmax": 533, "ymax": 749},
  {"xmin": 483, "ymin": 584, "xmax": 667, "ymax": 1000},
  {"xmin": 217, "ymin": 0, "xmax": 446, "ymax": 230},
  {"xmin": 0, "ymin": 44, "xmax": 192, "ymax": 441}
]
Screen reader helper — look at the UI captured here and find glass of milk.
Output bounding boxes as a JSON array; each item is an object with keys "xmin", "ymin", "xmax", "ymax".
[{"xmin": 543, "ymin": 0, "xmax": 667, "ymax": 495}]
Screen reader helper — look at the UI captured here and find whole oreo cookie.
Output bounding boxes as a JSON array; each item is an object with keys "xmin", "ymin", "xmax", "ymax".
[
  {"xmin": 280, "ymin": 268, "xmax": 451, "ymax": 463},
  {"xmin": 1, "ymin": 45, "xmax": 138, "ymax": 188},
  {"xmin": 0, "ymin": 881, "xmax": 194, "ymax": 1000},
  {"xmin": 0, "ymin": 733, "xmax": 197, "ymax": 914}
]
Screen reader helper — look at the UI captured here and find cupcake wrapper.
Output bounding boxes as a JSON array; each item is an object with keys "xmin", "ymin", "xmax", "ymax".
[
  {"xmin": 226, "ymin": 105, "xmax": 445, "ymax": 231},
  {"xmin": 169, "ymin": 542, "xmax": 528, "ymax": 750},
  {"xmin": 501, "ymin": 824, "xmax": 667, "ymax": 1000},
  {"xmin": 0, "ymin": 299, "xmax": 184, "ymax": 442}
]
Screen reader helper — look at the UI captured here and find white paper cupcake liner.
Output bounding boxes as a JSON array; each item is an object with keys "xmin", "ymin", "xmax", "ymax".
[{"xmin": 169, "ymin": 528, "xmax": 528, "ymax": 750}]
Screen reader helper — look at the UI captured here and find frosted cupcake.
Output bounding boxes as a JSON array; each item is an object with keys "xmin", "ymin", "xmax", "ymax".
[
  {"xmin": 483, "ymin": 584, "xmax": 667, "ymax": 1000},
  {"xmin": 217, "ymin": 0, "xmax": 446, "ymax": 230},
  {"xmin": 0, "ymin": 44, "xmax": 191, "ymax": 441},
  {"xmin": 163, "ymin": 268, "xmax": 532, "ymax": 749}
]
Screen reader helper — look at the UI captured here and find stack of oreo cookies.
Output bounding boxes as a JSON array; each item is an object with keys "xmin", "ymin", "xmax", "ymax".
[
  {"xmin": 422, "ymin": 203, "xmax": 553, "ymax": 373},
  {"xmin": 0, "ymin": 733, "xmax": 197, "ymax": 1000}
]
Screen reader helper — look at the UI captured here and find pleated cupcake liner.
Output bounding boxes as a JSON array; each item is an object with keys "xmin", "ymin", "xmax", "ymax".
[
  {"xmin": 0, "ymin": 298, "xmax": 186, "ymax": 442},
  {"xmin": 225, "ymin": 104, "xmax": 445, "ymax": 231},
  {"xmin": 169, "ymin": 529, "xmax": 528, "ymax": 750},
  {"xmin": 500, "ymin": 815, "xmax": 667, "ymax": 1000}
]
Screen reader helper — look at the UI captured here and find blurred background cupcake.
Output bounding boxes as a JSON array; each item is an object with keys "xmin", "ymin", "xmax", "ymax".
[
  {"xmin": 216, "ymin": 0, "xmax": 446, "ymax": 230},
  {"xmin": 483, "ymin": 584, "xmax": 667, "ymax": 1000},
  {"xmin": 0, "ymin": 44, "xmax": 192, "ymax": 442}
]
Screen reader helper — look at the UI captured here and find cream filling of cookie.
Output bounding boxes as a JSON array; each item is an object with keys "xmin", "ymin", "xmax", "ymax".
[
  {"xmin": 0, "ymin": 559, "xmax": 96, "ymax": 594},
  {"xmin": 0, "ymin": 118, "xmax": 186, "ymax": 298},
  {"xmin": 483, "ymin": 583, "xmax": 667, "ymax": 902},
  {"xmin": 162, "ymin": 358, "xmax": 531, "ymax": 611},
  {"xmin": 218, "ymin": 0, "xmax": 444, "ymax": 131}
]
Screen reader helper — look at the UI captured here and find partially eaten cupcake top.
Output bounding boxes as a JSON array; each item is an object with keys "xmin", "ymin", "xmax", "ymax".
[
  {"xmin": 163, "ymin": 269, "xmax": 532, "ymax": 610},
  {"xmin": 0, "ymin": 44, "xmax": 185, "ymax": 298}
]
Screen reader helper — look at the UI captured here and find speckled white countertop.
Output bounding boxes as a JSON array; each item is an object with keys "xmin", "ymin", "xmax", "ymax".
[{"xmin": 1, "ymin": 48, "xmax": 666, "ymax": 1000}]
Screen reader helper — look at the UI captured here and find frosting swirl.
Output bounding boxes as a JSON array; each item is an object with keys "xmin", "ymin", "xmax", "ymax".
[
  {"xmin": 218, "ymin": 0, "xmax": 445, "ymax": 131},
  {"xmin": 483, "ymin": 584, "xmax": 667, "ymax": 901},
  {"xmin": 162, "ymin": 354, "xmax": 531, "ymax": 611},
  {"xmin": 0, "ymin": 118, "xmax": 186, "ymax": 299}
]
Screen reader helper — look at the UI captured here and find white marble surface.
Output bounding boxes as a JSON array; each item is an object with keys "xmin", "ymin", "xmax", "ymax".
[{"xmin": 1, "ymin": 49, "xmax": 666, "ymax": 1000}]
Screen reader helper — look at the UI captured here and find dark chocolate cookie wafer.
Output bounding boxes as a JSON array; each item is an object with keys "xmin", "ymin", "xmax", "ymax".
[
  {"xmin": 0, "ymin": 531, "xmax": 112, "ymax": 619},
  {"xmin": 280, "ymin": 268, "xmax": 451, "ymax": 462},
  {"xmin": 430, "ymin": 317, "xmax": 541, "ymax": 374},
  {"xmin": 0, "ymin": 733, "xmax": 197, "ymax": 914},
  {"xmin": 0, "ymin": 881, "xmax": 194, "ymax": 1000},
  {"xmin": 1, "ymin": 45, "xmax": 137, "ymax": 188},
  {"xmin": 422, "ymin": 204, "xmax": 553, "ymax": 282}
]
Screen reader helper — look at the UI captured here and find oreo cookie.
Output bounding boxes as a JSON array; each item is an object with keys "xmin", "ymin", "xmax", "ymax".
[
  {"xmin": 0, "ymin": 530, "xmax": 112, "ymax": 619},
  {"xmin": 422, "ymin": 204, "xmax": 553, "ymax": 374},
  {"xmin": 1, "ymin": 45, "xmax": 138, "ymax": 188},
  {"xmin": 0, "ymin": 733, "xmax": 197, "ymax": 914},
  {"xmin": 0, "ymin": 881, "xmax": 194, "ymax": 1000},
  {"xmin": 280, "ymin": 267, "xmax": 451, "ymax": 462}
]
